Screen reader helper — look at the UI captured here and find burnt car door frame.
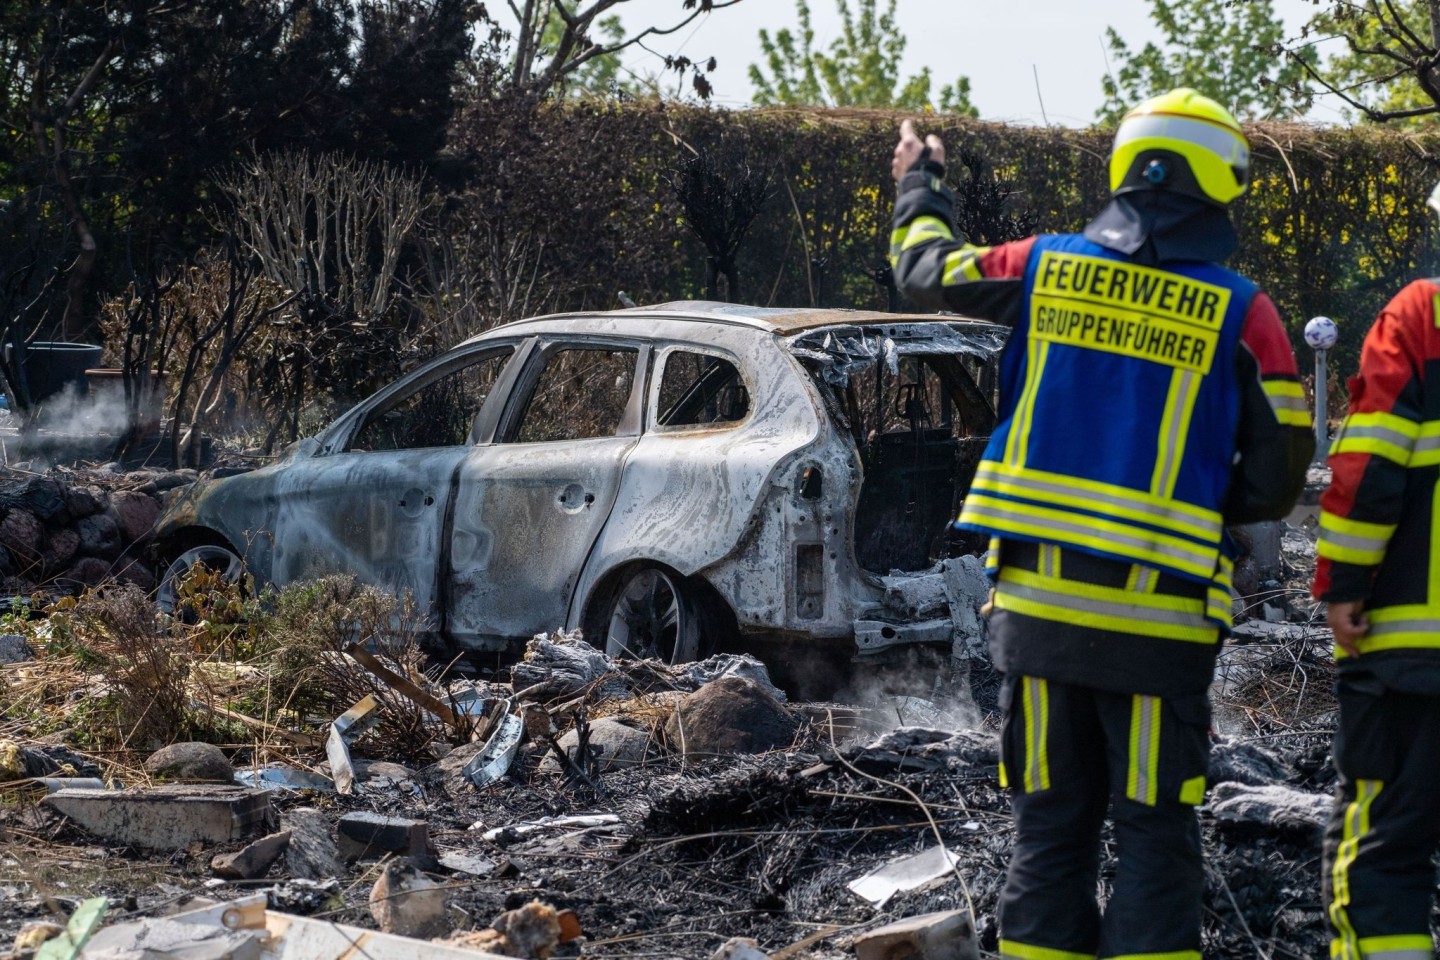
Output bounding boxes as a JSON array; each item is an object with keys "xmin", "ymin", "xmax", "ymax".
[
  {"xmin": 440, "ymin": 335, "xmax": 652, "ymax": 650},
  {"xmin": 265, "ymin": 338, "xmax": 531, "ymax": 632}
]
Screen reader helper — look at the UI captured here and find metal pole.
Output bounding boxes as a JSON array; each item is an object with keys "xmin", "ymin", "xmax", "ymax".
[{"xmin": 1314, "ymin": 347, "xmax": 1328, "ymax": 463}]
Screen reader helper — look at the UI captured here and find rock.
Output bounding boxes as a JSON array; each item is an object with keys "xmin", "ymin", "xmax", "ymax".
[
  {"xmin": 541, "ymin": 717, "xmax": 652, "ymax": 774},
  {"xmin": 336, "ymin": 811, "xmax": 430, "ymax": 863},
  {"xmin": 0, "ymin": 477, "xmax": 67, "ymax": 522},
  {"xmin": 283, "ymin": 807, "xmax": 343, "ymax": 880},
  {"xmin": 111, "ymin": 490, "xmax": 161, "ymax": 543},
  {"xmin": 492, "ymin": 900, "xmax": 563, "ymax": 959},
  {"xmin": 0, "ymin": 633, "xmax": 32, "ymax": 664},
  {"xmin": 369, "ymin": 862, "xmax": 448, "ymax": 939},
  {"xmin": 76, "ymin": 512, "xmax": 121, "ymax": 558},
  {"xmin": 63, "ymin": 485, "xmax": 105, "ymax": 520},
  {"xmin": 711, "ymin": 937, "xmax": 769, "ymax": 960},
  {"xmin": 41, "ymin": 527, "xmax": 79, "ymax": 571},
  {"xmin": 144, "ymin": 741, "xmax": 234, "ymax": 783},
  {"xmin": 44, "ymin": 784, "xmax": 273, "ymax": 849},
  {"xmin": 60, "ymin": 556, "xmax": 112, "ymax": 590},
  {"xmin": 211, "ymin": 830, "xmax": 292, "ymax": 880},
  {"xmin": 115, "ymin": 558, "xmax": 156, "ymax": 592},
  {"xmin": 1209, "ymin": 782, "xmax": 1331, "ymax": 833},
  {"xmin": 664, "ymin": 677, "xmax": 798, "ymax": 757},
  {"xmin": 0, "ymin": 509, "xmax": 42, "ymax": 564},
  {"xmin": 854, "ymin": 910, "xmax": 980, "ymax": 960},
  {"xmin": 356, "ymin": 760, "xmax": 415, "ymax": 780}
]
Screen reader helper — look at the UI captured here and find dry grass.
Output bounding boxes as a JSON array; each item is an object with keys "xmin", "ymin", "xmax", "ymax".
[{"xmin": 0, "ymin": 574, "xmax": 475, "ymax": 769}]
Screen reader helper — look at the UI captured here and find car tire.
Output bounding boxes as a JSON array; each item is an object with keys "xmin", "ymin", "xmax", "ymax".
[
  {"xmin": 602, "ymin": 566, "xmax": 718, "ymax": 665},
  {"xmin": 157, "ymin": 543, "xmax": 247, "ymax": 617}
]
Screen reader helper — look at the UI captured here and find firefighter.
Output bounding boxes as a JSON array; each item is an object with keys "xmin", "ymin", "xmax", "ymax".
[
  {"xmin": 1313, "ymin": 181, "xmax": 1440, "ymax": 960},
  {"xmin": 888, "ymin": 88, "xmax": 1313, "ymax": 959}
]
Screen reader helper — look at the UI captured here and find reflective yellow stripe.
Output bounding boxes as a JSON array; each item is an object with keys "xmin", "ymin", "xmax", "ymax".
[
  {"xmin": 888, "ymin": 215, "xmax": 955, "ymax": 260},
  {"xmin": 995, "ymin": 567, "xmax": 1218, "ymax": 643},
  {"xmin": 1410, "ymin": 421, "xmax": 1440, "ymax": 466},
  {"xmin": 1262, "ymin": 379, "xmax": 1312, "ymax": 428},
  {"xmin": 1038, "ymin": 544, "xmax": 1060, "ymax": 577},
  {"xmin": 1151, "ymin": 369, "xmax": 1200, "ymax": 498},
  {"xmin": 963, "ymin": 492, "xmax": 1218, "ymax": 580},
  {"xmin": 942, "ymin": 247, "xmax": 989, "ymax": 285},
  {"xmin": 1317, "ymin": 511, "xmax": 1397, "ymax": 566},
  {"xmin": 1338, "ymin": 604, "xmax": 1440, "ymax": 658},
  {"xmin": 1207, "ymin": 554, "xmax": 1235, "ymax": 625},
  {"xmin": 1126, "ymin": 694, "xmax": 1162, "ymax": 805},
  {"xmin": 1353, "ymin": 935, "xmax": 1432, "ymax": 959},
  {"xmin": 970, "ymin": 460, "xmax": 1223, "ymax": 543},
  {"xmin": 1021, "ymin": 676, "xmax": 1051, "ymax": 792},
  {"xmin": 1431, "ymin": 484, "xmax": 1440, "ymax": 604},
  {"xmin": 1006, "ymin": 339, "xmax": 1051, "ymax": 466},
  {"xmin": 1332, "ymin": 411, "xmax": 1420, "ymax": 465},
  {"xmin": 1179, "ymin": 775, "xmax": 1206, "ymax": 805},
  {"xmin": 999, "ymin": 939, "xmax": 1093, "ymax": 960},
  {"xmin": 985, "ymin": 536, "xmax": 1002, "ymax": 575},
  {"xmin": 1126, "ymin": 563, "xmax": 1158, "ymax": 593},
  {"xmin": 1330, "ymin": 780, "xmax": 1382, "ymax": 960}
]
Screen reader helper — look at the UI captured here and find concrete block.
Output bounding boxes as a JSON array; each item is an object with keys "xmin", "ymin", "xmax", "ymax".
[
  {"xmin": 853, "ymin": 910, "xmax": 979, "ymax": 960},
  {"xmin": 337, "ymin": 811, "xmax": 429, "ymax": 862},
  {"xmin": 211, "ymin": 829, "xmax": 292, "ymax": 880},
  {"xmin": 45, "ymin": 784, "xmax": 273, "ymax": 849}
]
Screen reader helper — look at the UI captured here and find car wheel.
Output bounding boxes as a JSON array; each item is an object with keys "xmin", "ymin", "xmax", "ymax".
[
  {"xmin": 604, "ymin": 567, "xmax": 704, "ymax": 665},
  {"xmin": 157, "ymin": 544, "xmax": 246, "ymax": 616}
]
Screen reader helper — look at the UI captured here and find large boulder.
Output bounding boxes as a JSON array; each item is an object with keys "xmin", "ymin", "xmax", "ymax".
[
  {"xmin": 77, "ymin": 512, "xmax": 121, "ymax": 558},
  {"xmin": 0, "ymin": 509, "xmax": 42, "ymax": 564},
  {"xmin": 42, "ymin": 528, "xmax": 80, "ymax": 572},
  {"xmin": 1, "ymin": 477, "xmax": 67, "ymax": 523},
  {"xmin": 111, "ymin": 490, "xmax": 161, "ymax": 543},
  {"xmin": 144, "ymin": 742, "xmax": 234, "ymax": 783},
  {"xmin": 664, "ymin": 677, "xmax": 799, "ymax": 757}
]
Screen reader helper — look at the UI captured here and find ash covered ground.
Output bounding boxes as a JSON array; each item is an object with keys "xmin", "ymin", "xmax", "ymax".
[{"xmin": 0, "ymin": 470, "xmax": 1356, "ymax": 959}]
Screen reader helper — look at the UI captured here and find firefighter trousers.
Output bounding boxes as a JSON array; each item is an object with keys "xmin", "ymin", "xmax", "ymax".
[
  {"xmin": 1325, "ymin": 671, "xmax": 1440, "ymax": 960},
  {"xmin": 996, "ymin": 675, "xmax": 1211, "ymax": 960}
]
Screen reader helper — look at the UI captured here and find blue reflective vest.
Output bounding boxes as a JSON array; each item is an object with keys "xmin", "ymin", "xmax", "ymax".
[{"xmin": 957, "ymin": 233, "xmax": 1254, "ymax": 626}]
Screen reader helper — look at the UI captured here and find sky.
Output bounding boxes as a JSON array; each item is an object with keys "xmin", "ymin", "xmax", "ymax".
[{"xmin": 573, "ymin": 0, "xmax": 1347, "ymax": 127}]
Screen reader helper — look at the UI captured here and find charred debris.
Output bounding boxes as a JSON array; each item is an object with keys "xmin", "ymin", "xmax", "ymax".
[{"xmin": 0, "ymin": 453, "xmax": 1339, "ymax": 960}]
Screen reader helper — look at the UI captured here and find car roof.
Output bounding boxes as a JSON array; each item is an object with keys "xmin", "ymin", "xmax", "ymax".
[{"xmin": 462, "ymin": 301, "xmax": 1000, "ymax": 342}]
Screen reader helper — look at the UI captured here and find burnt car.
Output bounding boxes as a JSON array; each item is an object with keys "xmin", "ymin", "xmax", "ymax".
[{"xmin": 154, "ymin": 302, "xmax": 1006, "ymax": 672}]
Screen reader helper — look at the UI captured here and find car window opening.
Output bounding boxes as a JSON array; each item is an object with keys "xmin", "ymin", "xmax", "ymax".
[
  {"xmin": 657, "ymin": 351, "xmax": 750, "ymax": 427},
  {"xmin": 347, "ymin": 348, "xmax": 513, "ymax": 452},
  {"xmin": 513, "ymin": 347, "xmax": 638, "ymax": 443},
  {"xmin": 795, "ymin": 326, "xmax": 1003, "ymax": 575}
]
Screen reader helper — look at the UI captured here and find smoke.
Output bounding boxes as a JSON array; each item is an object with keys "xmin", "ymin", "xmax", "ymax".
[{"xmin": 29, "ymin": 381, "xmax": 139, "ymax": 436}]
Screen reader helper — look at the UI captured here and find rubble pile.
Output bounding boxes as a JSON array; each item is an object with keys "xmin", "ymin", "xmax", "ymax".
[{"xmin": 0, "ymin": 603, "xmax": 1345, "ymax": 959}]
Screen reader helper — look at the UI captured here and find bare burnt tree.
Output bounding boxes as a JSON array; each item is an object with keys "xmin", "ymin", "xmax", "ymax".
[
  {"xmin": 411, "ymin": 214, "xmax": 556, "ymax": 345},
  {"xmin": 216, "ymin": 151, "xmax": 430, "ymax": 444},
  {"xmin": 166, "ymin": 241, "xmax": 297, "ymax": 467},
  {"xmin": 109, "ymin": 263, "xmax": 182, "ymax": 462},
  {"xmin": 1282, "ymin": 1, "xmax": 1440, "ymax": 124},
  {"xmin": 952, "ymin": 149, "xmax": 1039, "ymax": 246},
  {"xmin": 217, "ymin": 151, "xmax": 430, "ymax": 324},
  {"xmin": 505, "ymin": 0, "xmax": 736, "ymax": 98},
  {"xmin": 668, "ymin": 139, "xmax": 776, "ymax": 302}
]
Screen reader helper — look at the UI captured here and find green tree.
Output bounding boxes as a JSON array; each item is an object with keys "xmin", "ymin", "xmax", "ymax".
[
  {"xmin": 1283, "ymin": 1, "xmax": 1440, "ymax": 124},
  {"xmin": 749, "ymin": 0, "xmax": 977, "ymax": 114},
  {"xmin": 1098, "ymin": 0, "xmax": 1313, "ymax": 123}
]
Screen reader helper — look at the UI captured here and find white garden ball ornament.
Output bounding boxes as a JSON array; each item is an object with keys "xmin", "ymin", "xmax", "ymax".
[{"xmin": 1304, "ymin": 315, "xmax": 1339, "ymax": 351}]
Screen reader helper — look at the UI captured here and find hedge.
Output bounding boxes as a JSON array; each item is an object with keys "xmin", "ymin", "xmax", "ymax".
[{"xmin": 444, "ymin": 100, "xmax": 1440, "ymax": 379}]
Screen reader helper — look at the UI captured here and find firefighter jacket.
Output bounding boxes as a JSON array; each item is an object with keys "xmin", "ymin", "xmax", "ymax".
[
  {"xmin": 1315, "ymin": 279, "xmax": 1440, "ymax": 690},
  {"xmin": 891, "ymin": 160, "xmax": 1313, "ymax": 697}
]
